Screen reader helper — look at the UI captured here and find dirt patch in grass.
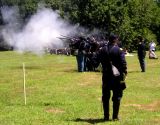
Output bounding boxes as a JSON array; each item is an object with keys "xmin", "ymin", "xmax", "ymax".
[
  {"xmin": 152, "ymin": 118, "xmax": 160, "ymax": 124},
  {"xmin": 144, "ymin": 118, "xmax": 160, "ymax": 125},
  {"xmin": 124, "ymin": 100, "xmax": 160, "ymax": 111},
  {"xmin": 78, "ymin": 74, "xmax": 100, "ymax": 86},
  {"xmin": 79, "ymin": 81, "xmax": 93, "ymax": 86},
  {"xmin": 45, "ymin": 108, "xmax": 65, "ymax": 114}
]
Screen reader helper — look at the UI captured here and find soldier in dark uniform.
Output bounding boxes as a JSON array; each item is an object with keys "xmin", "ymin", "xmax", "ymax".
[
  {"xmin": 76, "ymin": 37, "xmax": 87, "ymax": 72},
  {"xmin": 85, "ymin": 36, "xmax": 100, "ymax": 71},
  {"xmin": 92, "ymin": 34, "xmax": 127, "ymax": 121},
  {"xmin": 137, "ymin": 36, "xmax": 146, "ymax": 72}
]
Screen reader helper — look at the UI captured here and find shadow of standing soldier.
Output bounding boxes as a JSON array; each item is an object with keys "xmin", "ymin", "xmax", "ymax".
[{"xmin": 73, "ymin": 118, "xmax": 110, "ymax": 124}]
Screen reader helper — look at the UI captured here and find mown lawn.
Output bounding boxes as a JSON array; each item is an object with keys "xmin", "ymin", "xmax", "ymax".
[{"xmin": 0, "ymin": 51, "xmax": 160, "ymax": 125}]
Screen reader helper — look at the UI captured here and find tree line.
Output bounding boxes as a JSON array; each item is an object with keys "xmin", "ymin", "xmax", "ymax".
[{"xmin": 0, "ymin": 0, "xmax": 160, "ymax": 51}]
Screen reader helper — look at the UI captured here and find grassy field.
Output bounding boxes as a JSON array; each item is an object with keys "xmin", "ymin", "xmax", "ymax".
[{"xmin": 0, "ymin": 51, "xmax": 160, "ymax": 125}]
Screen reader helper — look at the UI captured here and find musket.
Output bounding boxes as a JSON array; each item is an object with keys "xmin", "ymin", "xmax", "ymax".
[
  {"xmin": 60, "ymin": 35, "xmax": 73, "ymax": 39},
  {"xmin": 57, "ymin": 37, "xmax": 69, "ymax": 40},
  {"xmin": 57, "ymin": 36, "xmax": 74, "ymax": 41}
]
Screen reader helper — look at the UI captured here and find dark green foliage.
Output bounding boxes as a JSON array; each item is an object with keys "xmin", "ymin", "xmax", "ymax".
[
  {"xmin": 0, "ymin": 0, "xmax": 160, "ymax": 51},
  {"xmin": 18, "ymin": 0, "xmax": 38, "ymax": 20},
  {"xmin": 60, "ymin": 0, "xmax": 160, "ymax": 51}
]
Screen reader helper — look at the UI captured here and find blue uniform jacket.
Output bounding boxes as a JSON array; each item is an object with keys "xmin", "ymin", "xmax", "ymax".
[
  {"xmin": 93, "ymin": 44, "xmax": 127, "ymax": 82},
  {"xmin": 138, "ymin": 42, "xmax": 146, "ymax": 58}
]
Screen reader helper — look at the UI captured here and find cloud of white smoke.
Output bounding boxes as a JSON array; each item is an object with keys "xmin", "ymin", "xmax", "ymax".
[{"xmin": 0, "ymin": 6, "xmax": 77, "ymax": 55}]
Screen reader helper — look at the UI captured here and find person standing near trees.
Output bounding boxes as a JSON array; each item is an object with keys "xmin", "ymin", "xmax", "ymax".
[
  {"xmin": 92, "ymin": 34, "xmax": 127, "ymax": 121},
  {"xmin": 137, "ymin": 36, "xmax": 146, "ymax": 72}
]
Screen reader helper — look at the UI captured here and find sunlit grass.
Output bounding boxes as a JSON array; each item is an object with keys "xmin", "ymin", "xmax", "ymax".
[{"xmin": 0, "ymin": 51, "xmax": 160, "ymax": 125}]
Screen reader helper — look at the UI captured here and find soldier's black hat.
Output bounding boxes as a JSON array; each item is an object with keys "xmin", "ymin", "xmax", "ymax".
[
  {"xmin": 137, "ymin": 35, "xmax": 143, "ymax": 41},
  {"xmin": 109, "ymin": 34, "xmax": 119, "ymax": 42}
]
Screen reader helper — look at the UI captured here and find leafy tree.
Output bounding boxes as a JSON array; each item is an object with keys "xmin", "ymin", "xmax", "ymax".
[
  {"xmin": 18, "ymin": 0, "xmax": 38, "ymax": 20},
  {"xmin": 0, "ymin": 0, "xmax": 160, "ymax": 51}
]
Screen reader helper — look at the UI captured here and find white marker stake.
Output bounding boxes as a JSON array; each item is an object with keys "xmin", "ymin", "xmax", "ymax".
[{"xmin": 23, "ymin": 63, "xmax": 27, "ymax": 105}]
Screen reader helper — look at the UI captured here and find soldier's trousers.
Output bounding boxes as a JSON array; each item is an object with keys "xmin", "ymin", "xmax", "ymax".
[
  {"xmin": 102, "ymin": 84, "xmax": 123, "ymax": 119},
  {"xmin": 76, "ymin": 52, "xmax": 86, "ymax": 72},
  {"xmin": 138, "ymin": 57, "xmax": 145, "ymax": 72}
]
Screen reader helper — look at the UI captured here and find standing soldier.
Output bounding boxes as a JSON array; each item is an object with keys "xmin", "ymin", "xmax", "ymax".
[
  {"xmin": 76, "ymin": 36, "xmax": 87, "ymax": 72},
  {"xmin": 137, "ymin": 36, "xmax": 146, "ymax": 72},
  {"xmin": 92, "ymin": 34, "xmax": 127, "ymax": 121}
]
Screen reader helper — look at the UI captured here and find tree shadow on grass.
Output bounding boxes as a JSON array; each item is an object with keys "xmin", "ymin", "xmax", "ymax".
[
  {"xmin": 72, "ymin": 118, "xmax": 111, "ymax": 124},
  {"xmin": 11, "ymin": 66, "xmax": 42, "ymax": 70},
  {"xmin": 127, "ymin": 70, "xmax": 140, "ymax": 73},
  {"xmin": 63, "ymin": 69, "xmax": 78, "ymax": 73},
  {"xmin": 63, "ymin": 69, "xmax": 101, "ymax": 73}
]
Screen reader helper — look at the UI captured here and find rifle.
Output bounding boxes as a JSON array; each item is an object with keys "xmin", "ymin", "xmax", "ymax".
[{"xmin": 57, "ymin": 35, "xmax": 76, "ymax": 41}]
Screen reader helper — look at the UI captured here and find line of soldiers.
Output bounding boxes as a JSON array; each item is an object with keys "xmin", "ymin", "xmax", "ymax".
[{"xmin": 68, "ymin": 34, "xmax": 109, "ymax": 72}]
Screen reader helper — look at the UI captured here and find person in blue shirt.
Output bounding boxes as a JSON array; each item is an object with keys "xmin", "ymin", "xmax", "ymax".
[
  {"xmin": 76, "ymin": 37, "xmax": 88, "ymax": 72},
  {"xmin": 92, "ymin": 34, "xmax": 127, "ymax": 121}
]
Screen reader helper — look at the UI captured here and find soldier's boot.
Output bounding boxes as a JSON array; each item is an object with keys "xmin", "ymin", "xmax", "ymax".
[
  {"xmin": 141, "ymin": 65, "xmax": 145, "ymax": 72},
  {"xmin": 140, "ymin": 62, "xmax": 145, "ymax": 72},
  {"xmin": 103, "ymin": 101, "xmax": 109, "ymax": 121},
  {"xmin": 112, "ymin": 100, "xmax": 120, "ymax": 121}
]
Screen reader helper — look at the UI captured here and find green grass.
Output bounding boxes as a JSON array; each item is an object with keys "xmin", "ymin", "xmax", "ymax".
[{"xmin": 0, "ymin": 51, "xmax": 160, "ymax": 125}]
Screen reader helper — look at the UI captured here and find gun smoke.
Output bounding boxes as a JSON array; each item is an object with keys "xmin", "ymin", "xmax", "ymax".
[{"xmin": 0, "ymin": 6, "xmax": 78, "ymax": 55}]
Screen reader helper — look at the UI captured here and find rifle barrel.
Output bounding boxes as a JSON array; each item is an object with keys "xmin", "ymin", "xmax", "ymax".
[
  {"xmin": 60, "ymin": 35, "xmax": 72, "ymax": 39},
  {"xmin": 57, "ymin": 37, "xmax": 73, "ymax": 41}
]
